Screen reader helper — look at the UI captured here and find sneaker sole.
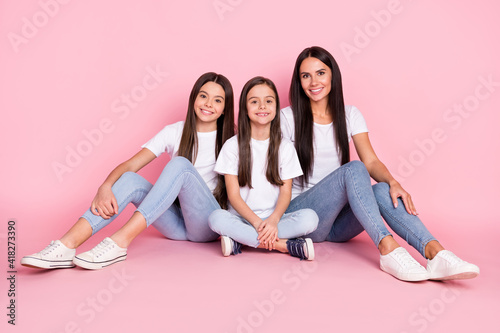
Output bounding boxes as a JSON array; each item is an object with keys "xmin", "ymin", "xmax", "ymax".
[
  {"xmin": 221, "ymin": 236, "xmax": 232, "ymax": 257},
  {"xmin": 73, "ymin": 254, "xmax": 127, "ymax": 270},
  {"xmin": 380, "ymin": 264, "xmax": 429, "ymax": 282},
  {"xmin": 304, "ymin": 238, "xmax": 315, "ymax": 261},
  {"xmin": 430, "ymin": 271, "xmax": 479, "ymax": 281},
  {"xmin": 20, "ymin": 257, "xmax": 75, "ymax": 269}
]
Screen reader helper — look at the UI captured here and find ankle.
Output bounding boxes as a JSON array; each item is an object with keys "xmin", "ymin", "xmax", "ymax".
[
  {"xmin": 378, "ymin": 236, "xmax": 399, "ymax": 255},
  {"xmin": 425, "ymin": 241, "xmax": 445, "ymax": 260}
]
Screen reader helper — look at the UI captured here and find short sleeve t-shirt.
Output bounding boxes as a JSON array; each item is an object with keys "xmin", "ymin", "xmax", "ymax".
[
  {"xmin": 280, "ymin": 105, "xmax": 369, "ymax": 199},
  {"xmin": 214, "ymin": 135, "xmax": 303, "ymax": 219},
  {"xmin": 141, "ymin": 121, "xmax": 218, "ymax": 192}
]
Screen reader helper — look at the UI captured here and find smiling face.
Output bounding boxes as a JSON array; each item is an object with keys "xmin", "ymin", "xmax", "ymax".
[
  {"xmin": 193, "ymin": 81, "xmax": 225, "ymax": 131},
  {"xmin": 246, "ymin": 84, "xmax": 277, "ymax": 129},
  {"xmin": 299, "ymin": 56, "xmax": 332, "ymax": 104}
]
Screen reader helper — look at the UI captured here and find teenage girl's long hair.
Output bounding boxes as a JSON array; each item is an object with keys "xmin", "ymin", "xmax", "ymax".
[
  {"xmin": 289, "ymin": 46, "xmax": 349, "ymax": 187},
  {"xmin": 178, "ymin": 72, "xmax": 235, "ymax": 208},
  {"xmin": 238, "ymin": 76, "xmax": 283, "ymax": 188}
]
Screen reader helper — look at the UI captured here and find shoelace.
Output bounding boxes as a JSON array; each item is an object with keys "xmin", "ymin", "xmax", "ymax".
[
  {"xmin": 40, "ymin": 241, "xmax": 60, "ymax": 255},
  {"xmin": 438, "ymin": 251, "xmax": 462, "ymax": 265},
  {"xmin": 393, "ymin": 249, "xmax": 421, "ymax": 268},
  {"xmin": 287, "ymin": 238, "xmax": 307, "ymax": 260},
  {"xmin": 89, "ymin": 239, "xmax": 113, "ymax": 258},
  {"xmin": 232, "ymin": 240, "xmax": 242, "ymax": 255}
]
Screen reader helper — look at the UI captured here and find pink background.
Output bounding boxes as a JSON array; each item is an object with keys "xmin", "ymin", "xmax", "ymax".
[{"xmin": 1, "ymin": 0, "xmax": 499, "ymax": 332}]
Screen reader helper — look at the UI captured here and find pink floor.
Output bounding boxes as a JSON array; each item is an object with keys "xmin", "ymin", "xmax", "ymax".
[{"xmin": 5, "ymin": 219, "xmax": 499, "ymax": 333}]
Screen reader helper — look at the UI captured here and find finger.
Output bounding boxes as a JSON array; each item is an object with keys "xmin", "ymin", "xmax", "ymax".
[
  {"xmin": 391, "ymin": 192, "xmax": 399, "ymax": 208},
  {"xmin": 91, "ymin": 203, "xmax": 99, "ymax": 216},
  {"xmin": 407, "ymin": 196, "xmax": 417, "ymax": 215},
  {"xmin": 401, "ymin": 195, "xmax": 413, "ymax": 215},
  {"xmin": 111, "ymin": 197, "xmax": 119, "ymax": 215}
]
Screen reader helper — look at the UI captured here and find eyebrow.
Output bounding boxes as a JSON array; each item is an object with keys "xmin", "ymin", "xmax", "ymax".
[
  {"xmin": 199, "ymin": 90, "xmax": 225, "ymax": 99},
  {"xmin": 300, "ymin": 68, "xmax": 327, "ymax": 75},
  {"xmin": 248, "ymin": 96, "xmax": 275, "ymax": 100}
]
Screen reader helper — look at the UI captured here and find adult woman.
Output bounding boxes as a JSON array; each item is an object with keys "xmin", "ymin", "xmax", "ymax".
[
  {"xmin": 281, "ymin": 46, "xmax": 479, "ymax": 281},
  {"xmin": 21, "ymin": 72, "xmax": 235, "ymax": 270}
]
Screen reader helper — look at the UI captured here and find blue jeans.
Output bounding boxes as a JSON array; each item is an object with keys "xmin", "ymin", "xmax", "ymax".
[
  {"xmin": 81, "ymin": 157, "xmax": 220, "ymax": 242},
  {"xmin": 208, "ymin": 209, "xmax": 318, "ymax": 247},
  {"xmin": 285, "ymin": 161, "xmax": 436, "ymax": 257}
]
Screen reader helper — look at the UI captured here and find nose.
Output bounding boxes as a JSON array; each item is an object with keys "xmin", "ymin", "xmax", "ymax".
[
  {"xmin": 311, "ymin": 75, "xmax": 318, "ymax": 86},
  {"xmin": 258, "ymin": 102, "xmax": 265, "ymax": 110},
  {"xmin": 205, "ymin": 99, "xmax": 212, "ymax": 108}
]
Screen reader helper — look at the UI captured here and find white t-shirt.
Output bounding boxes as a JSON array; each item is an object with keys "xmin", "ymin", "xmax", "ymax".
[
  {"xmin": 141, "ymin": 121, "xmax": 218, "ymax": 192},
  {"xmin": 280, "ymin": 105, "xmax": 369, "ymax": 199},
  {"xmin": 214, "ymin": 135, "xmax": 303, "ymax": 219}
]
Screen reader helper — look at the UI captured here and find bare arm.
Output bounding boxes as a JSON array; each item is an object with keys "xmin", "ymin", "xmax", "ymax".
[
  {"xmin": 224, "ymin": 174, "xmax": 263, "ymax": 228},
  {"xmin": 352, "ymin": 132, "xmax": 417, "ymax": 215},
  {"xmin": 258, "ymin": 178, "xmax": 293, "ymax": 249},
  {"xmin": 91, "ymin": 148, "xmax": 157, "ymax": 218}
]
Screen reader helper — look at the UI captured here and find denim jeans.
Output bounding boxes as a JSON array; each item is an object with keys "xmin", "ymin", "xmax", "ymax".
[
  {"xmin": 285, "ymin": 160, "xmax": 436, "ymax": 257},
  {"xmin": 208, "ymin": 209, "xmax": 318, "ymax": 247},
  {"xmin": 81, "ymin": 156, "xmax": 220, "ymax": 242}
]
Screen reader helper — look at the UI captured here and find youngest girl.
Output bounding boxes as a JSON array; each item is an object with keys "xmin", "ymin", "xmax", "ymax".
[{"xmin": 209, "ymin": 76, "xmax": 318, "ymax": 260}]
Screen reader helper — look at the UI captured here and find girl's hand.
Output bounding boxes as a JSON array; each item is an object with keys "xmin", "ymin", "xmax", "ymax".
[
  {"xmin": 389, "ymin": 181, "xmax": 417, "ymax": 215},
  {"xmin": 257, "ymin": 218, "xmax": 279, "ymax": 250},
  {"xmin": 90, "ymin": 185, "xmax": 118, "ymax": 219}
]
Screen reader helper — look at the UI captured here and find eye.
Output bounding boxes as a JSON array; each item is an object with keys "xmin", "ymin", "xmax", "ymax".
[
  {"xmin": 266, "ymin": 99, "xmax": 274, "ymax": 104},
  {"xmin": 301, "ymin": 73, "xmax": 310, "ymax": 79},
  {"xmin": 250, "ymin": 100, "xmax": 257, "ymax": 104},
  {"xmin": 199, "ymin": 93, "xmax": 207, "ymax": 98},
  {"xmin": 318, "ymin": 71, "xmax": 325, "ymax": 76},
  {"xmin": 215, "ymin": 98, "xmax": 222, "ymax": 103}
]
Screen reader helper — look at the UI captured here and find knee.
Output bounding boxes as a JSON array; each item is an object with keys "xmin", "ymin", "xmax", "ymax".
[
  {"xmin": 345, "ymin": 160, "xmax": 368, "ymax": 175},
  {"xmin": 372, "ymin": 182, "xmax": 390, "ymax": 199},
  {"xmin": 119, "ymin": 171, "xmax": 139, "ymax": 182},
  {"xmin": 168, "ymin": 156, "xmax": 193, "ymax": 169},
  {"xmin": 208, "ymin": 209, "xmax": 228, "ymax": 231},
  {"xmin": 299, "ymin": 208, "xmax": 319, "ymax": 233}
]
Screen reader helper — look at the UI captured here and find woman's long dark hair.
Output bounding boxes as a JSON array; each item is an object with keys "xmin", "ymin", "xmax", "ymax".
[
  {"xmin": 178, "ymin": 72, "xmax": 235, "ymax": 208},
  {"xmin": 289, "ymin": 46, "xmax": 349, "ymax": 187},
  {"xmin": 237, "ymin": 77, "xmax": 283, "ymax": 188}
]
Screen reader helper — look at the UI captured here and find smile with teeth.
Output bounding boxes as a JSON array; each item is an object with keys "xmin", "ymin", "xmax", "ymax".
[
  {"xmin": 200, "ymin": 109, "xmax": 214, "ymax": 115},
  {"xmin": 255, "ymin": 112, "xmax": 270, "ymax": 117},
  {"xmin": 310, "ymin": 87, "xmax": 323, "ymax": 94}
]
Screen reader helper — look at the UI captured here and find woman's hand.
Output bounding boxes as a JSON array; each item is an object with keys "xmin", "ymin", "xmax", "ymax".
[
  {"xmin": 389, "ymin": 181, "xmax": 417, "ymax": 215},
  {"xmin": 257, "ymin": 217, "xmax": 279, "ymax": 250},
  {"xmin": 90, "ymin": 185, "xmax": 118, "ymax": 219}
]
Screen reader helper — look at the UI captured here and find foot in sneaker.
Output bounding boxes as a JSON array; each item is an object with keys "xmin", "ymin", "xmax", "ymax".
[
  {"xmin": 380, "ymin": 247, "xmax": 428, "ymax": 281},
  {"xmin": 73, "ymin": 237, "xmax": 127, "ymax": 270},
  {"xmin": 427, "ymin": 250, "xmax": 479, "ymax": 280},
  {"xmin": 21, "ymin": 240, "xmax": 76, "ymax": 269},
  {"xmin": 221, "ymin": 236, "xmax": 242, "ymax": 256},
  {"xmin": 286, "ymin": 238, "xmax": 314, "ymax": 261}
]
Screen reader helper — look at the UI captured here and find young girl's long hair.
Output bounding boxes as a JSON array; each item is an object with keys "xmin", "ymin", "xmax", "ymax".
[
  {"xmin": 178, "ymin": 72, "xmax": 235, "ymax": 208},
  {"xmin": 289, "ymin": 46, "xmax": 349, "ymax": 187},
  {"xmin": 238, "ymin": 76, "xmax": 283, "ymax": 188}
]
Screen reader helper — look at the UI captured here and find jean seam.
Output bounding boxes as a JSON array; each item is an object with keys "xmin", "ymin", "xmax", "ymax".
[
  {"xmin": 346, "ymin": 165, "xmax": 389, "ymax": 246},
  {"xmin": 376, "ymin": 199, "xmax": 433, "ymax": 257},
  {"xmin": 91, "ymin": 186, "xmax": 150, "ymax": 234}
]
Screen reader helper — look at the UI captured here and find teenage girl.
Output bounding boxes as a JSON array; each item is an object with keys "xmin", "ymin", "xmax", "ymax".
[
  {"xmin": 21, "ymin": 72, "xmax": 235, "ymax": 269},
  {"xmin": 281, "ymin": 46, "xmax": 479, "ymax": 281},
  {"xmin": 208, "ymin": 76, "xmax": 318, "ymax": 260}
]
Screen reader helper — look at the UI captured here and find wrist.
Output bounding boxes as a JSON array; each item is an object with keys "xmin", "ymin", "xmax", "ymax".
[{"xmin": 388, "ymin": 179, "xmax": 400, "ymax": 187}]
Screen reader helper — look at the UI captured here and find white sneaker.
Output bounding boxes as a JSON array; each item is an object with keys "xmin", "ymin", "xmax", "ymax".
[
  {"xmin": 427, "ymin": 250, "xmax": 479, "ymax": 280},
  {"xmin": 380, "ymin": 247, "xmax": 429, "ymax": 281},
  {"xmin": 21, "ymin": 240, "xmax": 76, "ymax": 269},
  {"xmin": 73, "ymin": 237, "xmax": 127, "ymax": 270},
  {"xmin": 221, "ymin": 236, "xmax": 242, "ymax": 256}
]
